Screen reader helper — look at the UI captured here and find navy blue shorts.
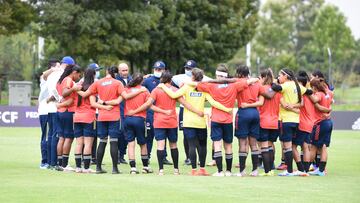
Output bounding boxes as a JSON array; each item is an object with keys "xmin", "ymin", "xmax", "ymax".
[
  {"xmin": 154, "ymin": 128, "xmax": 178, "ymax": 142},
  {"xmin": 210, "ymin": 122, "xmax": 233, "ymax": 143},
  {"xmin": 293, "ymin": 129, "xmax": 310, "ymax": 146},
  {"xmin": 97, "ymin": 120, "xmax": 120, "ymax": 139},
  {"xmin": 259, "ymin": 128, "xmax": 280, "ymax": 142},
  {"xmin": 183, "ymin": 127, "xmax": 207, "ymax": 140},
  {"xmin": 311, "ymin": 119, "xmax": 333, "ymax": 148},
  {"xmin": 280, "ymin": 122, "xmax": 298, "ymax": 142},
  {"xmin": 178, "ymin": 107, "xmax": 184, "ymax": 131},
  {"xmin": 74, "ymin": 122, "xmax": 96, "ymax": 138},
  {"xmin": 124, "ymin": 116, "xmax": 146, "ymax": 145},
  {"xmin": 235, "ymin": 108, "xmax": 260, "ymax": 139},
  {"xmin": 57, "ymin": 111, "xmax": 74, "ymax": 138}
]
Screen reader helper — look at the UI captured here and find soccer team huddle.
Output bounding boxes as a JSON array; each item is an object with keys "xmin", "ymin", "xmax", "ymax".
[{"xmin": 37, "ymin": 56, "xmax": 333, "ymax": 177}]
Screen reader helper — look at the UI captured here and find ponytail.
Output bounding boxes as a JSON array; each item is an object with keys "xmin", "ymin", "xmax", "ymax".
[
  {"xmin": 58, "ymin": 64, "xmax": 75, "ymax": 84},
  {"xmin": 107, "ymin": 66, "xmax": 118, "ymax": 79},
  {"xmin": 77, "ymin": 68, "xmax": 95, "ymax": 107},
  {"xmin": 127, "ymin": 73, "xmax": 143, "ymax": 87}
]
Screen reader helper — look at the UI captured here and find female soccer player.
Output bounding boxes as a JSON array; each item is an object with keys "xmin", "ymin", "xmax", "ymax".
[
  {"xmin": 308, "ymin": 78, "xmax": 333, "ymax": 176},
  {"xmin": 73, "ymin": 68, "xmax": 110, "ymax": 173},
  {"xmin": 271, "ymin": 68, "xmax": 309, "ymax": 176},
  {"xmin": 122, "ymin": 73, "xmax": 154, "ymax": 174},
  {"xmin": 56, "ymin": 65, "xmax": 81, "ymax": 172},
  {"xmin": 257, "ymin": 68, "xmax": 282, "ymax": 176},
  {"xmin": 158, "ymin": 68, "xmax": 232, "ymax": 176},
  {"xmin": 77, "ymin": 66, "xmax": 125, "ymax": 174},
  {"xmin": 188, "ymin": 64, "xmax": 258, "ymax": 176},
  {"xmin": 234, "ymin": 65, "xmax": 265, "ymax": 177}
]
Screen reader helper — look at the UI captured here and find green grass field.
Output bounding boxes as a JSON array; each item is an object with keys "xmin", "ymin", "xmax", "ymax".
[{"xmin": 0, "ymin": 128, "xmax": 359, "ymax": 203}]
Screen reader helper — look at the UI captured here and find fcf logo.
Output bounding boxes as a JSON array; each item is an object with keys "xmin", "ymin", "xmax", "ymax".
[{"xmin": 0, "ymin": 111, "xmax": 18, "ymax": 123}]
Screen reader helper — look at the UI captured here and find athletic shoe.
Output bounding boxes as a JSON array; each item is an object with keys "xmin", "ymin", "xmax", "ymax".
[
  {"xmin": 236, "ymin": 171, "xmax": 247, "ymax": 177},
  {"xmin": 278, "ymin": 171, "xmax": 295, "ymax": 176},
  {"xmin": 163, "ymin": 158, "xmax": 173, "ymax": 165},
  {"xmin": 130, "ymin": 168, "xmax": 139, "ymax": 175},
  {"xmin": 250, "ymin": 169, "xmax": 258, "ymax": 177},
  {"xmin": 184, "ymin": 158, "xmax": 191, "ymax": 166},
  {"xmin": 63, "ymin": 165, "xmax": 75, "ymax": 172},
  {"xmin": 234, "ymin": 163, "xmax": 240, "ymax": 168},
  {"xmin": 259, "ymin": 170, "xmax": 274, "ymax": 176},
  {"xmin": 118, "ymin": 158, "xmax": 128, "ymax": 165},
  {"xmin": 142, "ymin": 167, "xmax": 153, "ymax": 174},
  {"xmin": 212, "ymin": 171, "xmax": 225, "ymax": 177},
  {"xmin": 83, "ymin": 168, "xmax": 96, "ymax": 174},
  {"xmin": 276, "ymin": 163, "xmax": 287, "ymax": 170},
  {"xmin": 96, "ymin": 168, "xmax": 107, "ymax": 174},
  {"xmin": 48, "ymin": 165, "xmax": 55, "ymax": 170},
  {"xmin": 40, "ymin": 163, "xmax": 49, "ymax": 169},
  {"xmin": 308, "ymin": 169, "xmax": 325, "ymax": 176},
  {"xmin": 197, "ymin": 168, "xmax": 210, "ymax": 176},
  {"xmin": 309, "ymin": 164, "xmax": 318, "ymax": 172},
  {"xmin": 158, "ymin": 169, "xmax": 164, "ymax": 176},
  {"xmin": 293, "ymin": 170, "xmax": 309, "ymax": 177},
  {"xmin": 112, "ymin": 167, "xmax": 121, "ymax": 174},
  {"xmin": 75, "ymin": 167, "xmax": 83, "ymax": 173},
  {"xmin": 91, "ymin": 159, "xmax": 97, "ymax": 165},
  {"xmin": 191, "ymin": 169, "xmax": 198, "ymax": 176},
  {"xmin": 207, "ymin": 160, "xmax": 216, "ymax": 166},
  {"xmin": 174, "ymin": 169, "xmax": 180, "ymax": 175},
  {"xmin": 224, "ymin": 171, "xmax": 233, "ymax": 177},
  {"xmin": 54, "ymin": 165, "xmax": 63, "ymax": 171}
]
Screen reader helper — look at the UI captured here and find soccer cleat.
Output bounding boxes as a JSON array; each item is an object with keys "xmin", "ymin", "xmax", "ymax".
[
  {"xmin": 197, "ymin": 168, "xmax": 210, "ymax": 176},
  {"xmin": 309, "ymin": 164, "xmax": 318, "ymax": 172},
  {"xmin": 308, "ymin": 169, "xmax": 326, "ymax": 176},
  {"xmin": 293, "ymin": 170, "xmax": 309, "ymax": 177},
  {"xmin": 163, "ymin": 158, "xmax": 173, "ymax": 165},
  {"xmin": 83, "ymin": 168, "xmax": 96, "ymax": 174},
  {"xmin": 142, "ymin": 167, "xmax": 153, "ymax": 174},
  {"xmin": 130, "ymin": 168, "xmax": 139, "ymax": 175},
  {"xmin": 48, "ymin": 165, "xmax": 55, "ymax": 170},
  {"xmin": 158, "ymin": 169, "xmax": 164, "ymax": 176},
  {"xmin": 224, "ymin": 171, "xmax": 233, "ymax": 177},
  {"xmin": 118, "ymin": 158, "xmax": 128, "ymax": 165},
  {"xmin": 207, "ymin": 160, "xmax": 216, "ymax": 167},
  {"xmin": 212, "ymin": 171, "xmax": 225, "ymax": 177},
  {"xmin": 40, "ymin": 163, "xmax": 49, "ymax": 169},
  {"xmin": 190, "ymin": 169, "xmax": 198, "ymax": 176},
  {"xmin": 276, "ymin": 163, "xmax": 288, "ymax": 170},
  {"xmin": 235, "ymin": 171, "xmax": 247, "ymax": 177},
  {"xmin": 184, "ymin": 158, "xmax": 191, "ymax": 166},
  {"xmin": 250, "ymin": 169, "xmax": 259, "ymax": 177},
  {"xmin": 75, "ymin": 167, "xmax": 83, "ymax": 173},
  {"xmin": 278, "ymin": 171, "xmax": 295, "ymax": 177},
  {"xmin": 174, "ymin": 169, "xmax": 180, "ymax": 175},
  {"xmin": 54, "ymin": 165, "xmax": 63, "ymax": 171},
  {"xmin": 112, "ymin": 167, "xmax": 121, "ymax": 174},
  {"xmin": 96, "ymin": 168, "xmax": 107, "ymax": 174},
  {"xmin": 63, "ymin": 165, "xmax": 75, "ymax": 172},
  {"xmin": 259, "ymin": 170, "xmax": 274, "ymax": 176}
]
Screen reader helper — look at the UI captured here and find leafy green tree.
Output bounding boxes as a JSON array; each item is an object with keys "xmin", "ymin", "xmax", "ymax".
[{"xmin": 0, "ymin": 0, "xmax": 36, "ymax": 35}]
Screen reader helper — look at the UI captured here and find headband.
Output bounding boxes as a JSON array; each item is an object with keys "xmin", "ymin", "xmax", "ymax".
[{"xmin": 215, "ymin": 71, "xmax": 228, "ymax": 77}]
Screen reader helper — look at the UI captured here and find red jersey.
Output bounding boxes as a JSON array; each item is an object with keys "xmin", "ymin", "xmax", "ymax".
[
  {"xmin": 197, "ymin": 80, "xmax": 248, "ymax": 123},
  {"xmin": 151, "ymin": 85, "xmax": 178, "ymax": 128},
  {"xmin": 88, "ymin": 77, "xmax": 124, "ymax": 121},
  {"xmin": 313, "ymin": 91, "xmax": 332, "ymax": 124},
  {"xmin": 258, "ymin": 85, "xmax": 281, "ymax": 129},
  {"xmin": 299, "ymin": 96, "xmax": 316, "ymax": 133},
  {"xmin": 237, "ymin": 81, "xmax": 263, "ymax": 106},
  {"xmin": 57, "ymin": 76, "xmax": 76, "ymax": 112},
  {"xmin": 74, "ymin": 81, "xmax": 96, "ymax": 123},
  {"xmin": 124, "ymin": 85, "xmax": 150, "ymax": 118}
]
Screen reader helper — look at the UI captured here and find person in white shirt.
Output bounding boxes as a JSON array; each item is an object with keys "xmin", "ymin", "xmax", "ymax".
[{"xmin": 38, "ymin": 59, "xmax": 60, "ymax": 169}]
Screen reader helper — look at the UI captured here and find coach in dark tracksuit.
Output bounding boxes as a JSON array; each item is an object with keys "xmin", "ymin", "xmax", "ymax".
[
  {"xmin": 142, "ymin": 61, "xmax": 172, "ymax": 165},
  {"xmin": 115, "ymin": 63, "xmax": 132, "ymax": 164}
]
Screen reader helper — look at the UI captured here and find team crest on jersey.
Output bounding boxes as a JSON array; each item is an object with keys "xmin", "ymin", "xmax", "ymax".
[
  {"xmin": 101, "ymin": 80, "xmax": 113, "ymax": 86},
  {"xmin": 190, "ymin": 92, "xmax": 202, "ymax": 97},
  {"xmin": 218, "ymin": 84, "xmax": 228, "ymax": 88}
]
